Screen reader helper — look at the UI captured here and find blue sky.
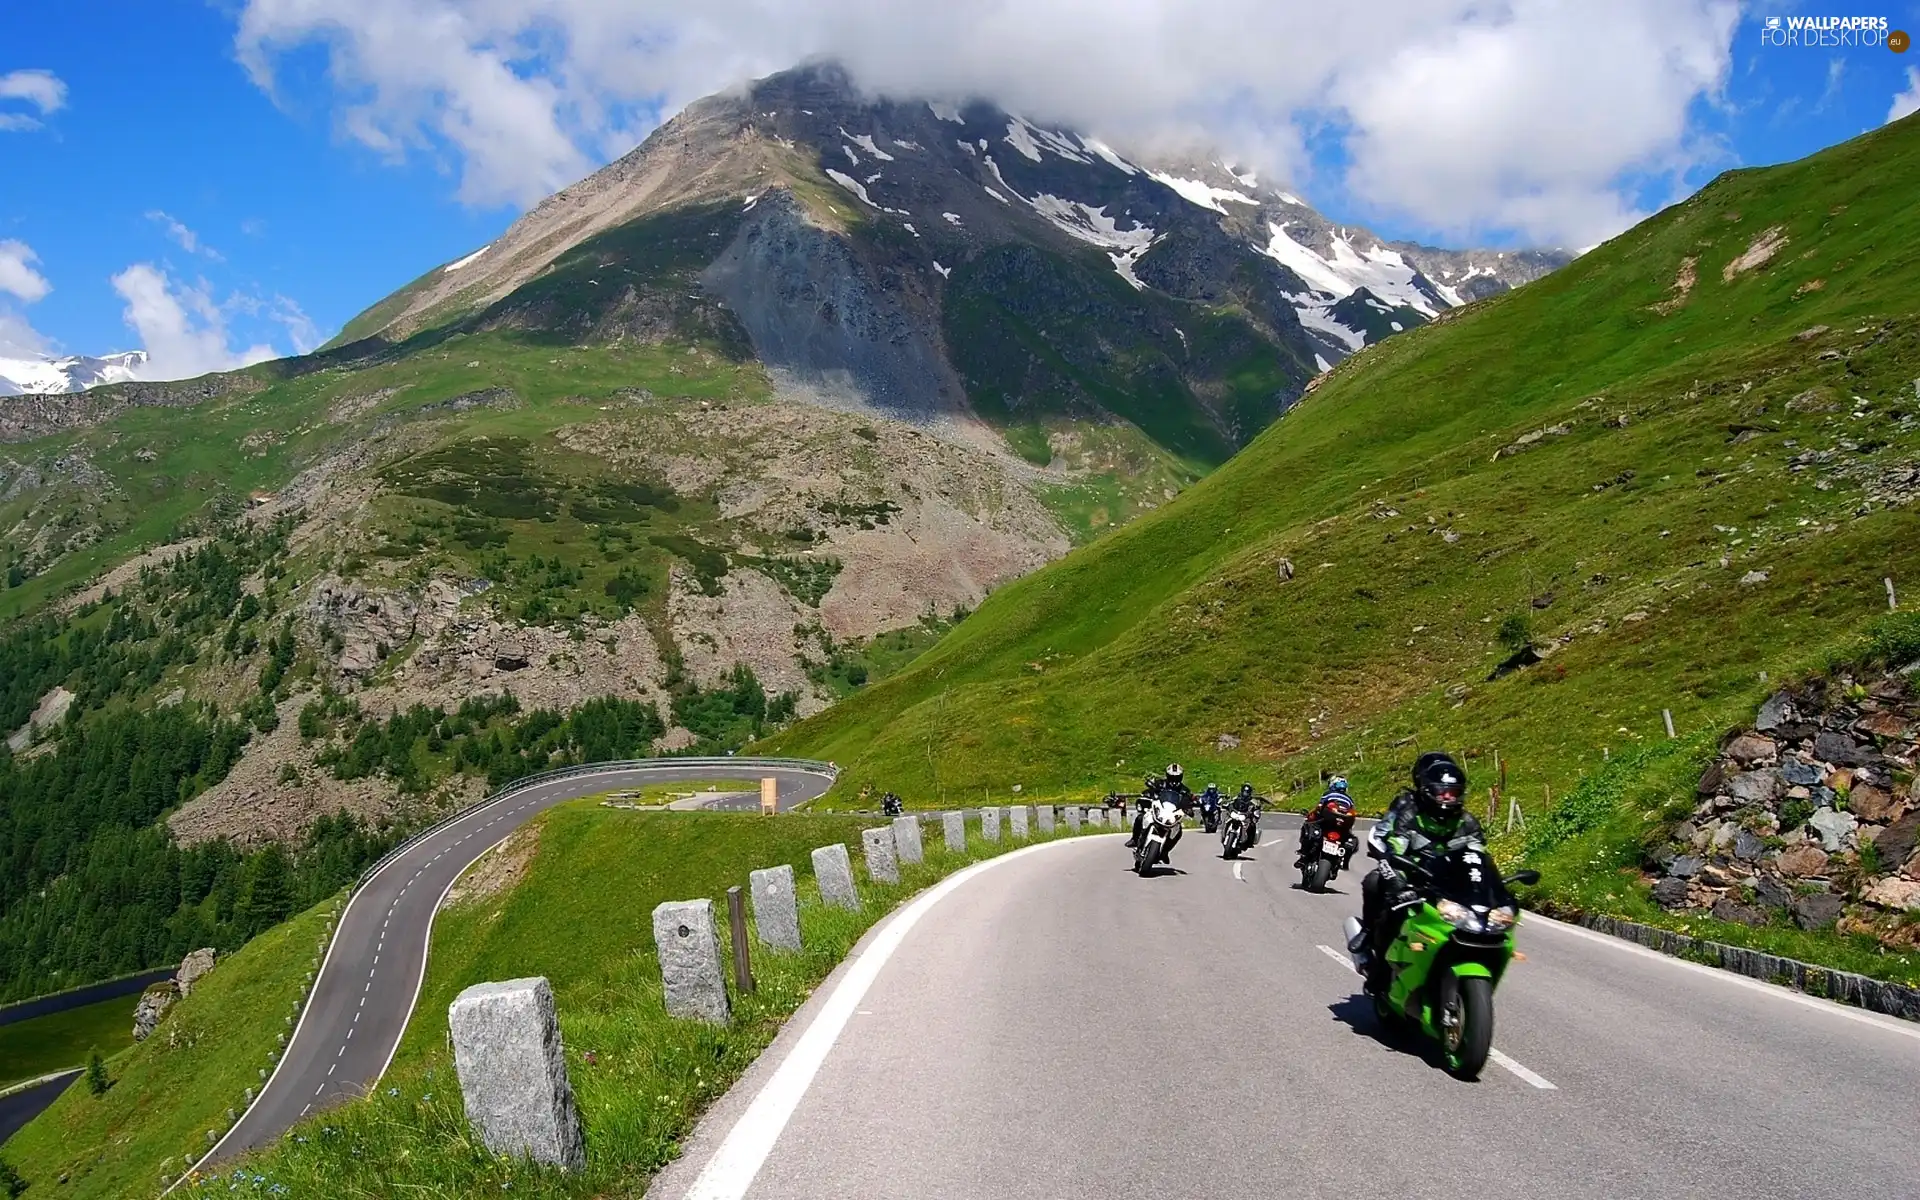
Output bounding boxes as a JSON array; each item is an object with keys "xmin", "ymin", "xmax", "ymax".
[{"xmin": 1, "ymin": 1, "xmax": 1917, "ymax": 374}]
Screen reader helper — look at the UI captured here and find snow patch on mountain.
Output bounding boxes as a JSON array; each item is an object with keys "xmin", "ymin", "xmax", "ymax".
[
  {"xmin": 1026, "ymin": 194, "xmax": 1156, "ymax": 290},
  {"xmin": 1289, "ymin": 300, "xmax": 1367, "ymax": 352},
  {"xmin": 928, "ymin": 101, "xmax": 964, "ymax": 124},
  {"xmin": 443, "ymin": 246, "xmax": 489, "ymax": 273},
  {"xmin": 1261, "ymin": 224, "xmax": 1441, "ymax": 317},
  {"xmin": 0, "ymin": 351, "xmax": 148, "ymax": 396},
  {"xmin": 842, "ymin": 129, "xmax": 894, "ymax": 161},
  {"xmin": 825, "ymin": 168, "xmax": 909, "ymax": 215},
  {"xmin": 1150, "ymin": 172, "xmax": 1259, "ymax": 215},
  {"xmin": 1081, "ymin": 138, "xmax": 1139, "ymax": 175}
]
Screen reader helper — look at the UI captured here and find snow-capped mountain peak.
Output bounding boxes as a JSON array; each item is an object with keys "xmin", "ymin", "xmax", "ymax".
[{"xmin": 0, "ymin": 351, "xmax": 147, "ymax": 397}]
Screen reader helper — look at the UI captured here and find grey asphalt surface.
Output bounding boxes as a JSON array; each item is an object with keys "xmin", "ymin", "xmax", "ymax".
[
  {"xmin": 209, "ymin": 761, "xmax": 833, "ymax": 1165},
  {"xmin": 654, "ymin": 815, "xmax": 1920, "ymax": 1200}
]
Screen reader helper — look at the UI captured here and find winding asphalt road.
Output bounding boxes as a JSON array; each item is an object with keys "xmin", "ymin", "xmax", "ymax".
[
  {"xmin": 206, "ymin": 760, "xmax": 834, "ymax": 1166},
  {"xmin": 650, "ymin": 816, "xmax": 1920, "ymax": 1200}
]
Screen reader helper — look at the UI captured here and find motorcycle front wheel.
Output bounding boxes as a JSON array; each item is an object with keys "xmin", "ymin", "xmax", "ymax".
[{"xmin": 1440, "ymin": 974, "xmax": 1494, "ymax": 1080}]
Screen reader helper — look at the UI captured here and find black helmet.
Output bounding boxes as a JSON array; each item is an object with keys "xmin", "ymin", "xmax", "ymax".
[
  {"xmin": 1412, "ymin": 752, "xmax": 1467, "ymax": 824},
  {"xmin": 1238, "ymin": 782, "xmax": 1254, "ymax": 798}
]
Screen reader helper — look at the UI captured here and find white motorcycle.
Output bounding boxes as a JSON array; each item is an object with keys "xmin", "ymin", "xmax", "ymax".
[{"xmin": 1133, "ymin": 796, "xmax": 1184, "ymax": 875}]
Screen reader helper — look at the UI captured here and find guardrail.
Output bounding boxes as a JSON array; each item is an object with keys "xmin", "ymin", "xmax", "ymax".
[{"xmin": 353, "ymin": 756, "xmax": 839, "ymax": 889}]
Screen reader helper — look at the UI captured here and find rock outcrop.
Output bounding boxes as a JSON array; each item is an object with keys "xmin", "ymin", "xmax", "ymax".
[
  {"xmin": 1645, "ymin": 670, "xmax": 1919, "ymax": 941},
  {"xmin": 132, "ymin": 946, "xmax": 222, "ymax": 1040}
]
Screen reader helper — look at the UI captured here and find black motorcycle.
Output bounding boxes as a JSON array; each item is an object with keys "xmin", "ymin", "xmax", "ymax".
[
  {"xmin": 1219, "ymin": 794, "xmax": 1260, "ymax": 858},
  {"xmin": 881, "ymin": 792, "xmax": 904, "ymax": 817},
  {"xmin": 1197, "ymin": 789, "xmax": 1223, "ymax": 834},
  {"xmin": 1298, "ymin": 811, "xmax": 1356, "ymax": 892}
]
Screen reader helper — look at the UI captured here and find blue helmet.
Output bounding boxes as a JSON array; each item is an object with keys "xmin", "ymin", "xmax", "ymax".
[{"xmin": 1326, "ymin": 776, "xmax": 1349, "ymax": 796}]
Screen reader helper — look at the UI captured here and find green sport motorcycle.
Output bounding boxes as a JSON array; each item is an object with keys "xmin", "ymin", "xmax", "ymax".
[{"xmin": 1342, "ymin": 832, "xmax": 1539, "ymax": 1080}]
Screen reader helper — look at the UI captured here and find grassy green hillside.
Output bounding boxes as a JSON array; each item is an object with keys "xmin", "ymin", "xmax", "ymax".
[
  {"xmin": 770, "ymin": 115, "xmax": 1920, "ymax": 823},
  {"xmin": 3, "ymin": 899, "xmax": 336, "ymax": 1199}
]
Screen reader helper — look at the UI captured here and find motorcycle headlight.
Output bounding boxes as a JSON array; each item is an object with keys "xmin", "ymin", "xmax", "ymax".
[
  {"xmin": 1434, "ymin": 899, "xmax": 1483, "ymax": 931},
  {"xmin": 1486, "ymin": 905, "xmax": 1517, "ymax": 931}
]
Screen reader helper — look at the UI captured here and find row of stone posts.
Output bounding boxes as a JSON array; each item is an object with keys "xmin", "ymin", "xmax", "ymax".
[{"xmin": 444, "ymin": 804, "xmax": 1123, "ymax": 1170}]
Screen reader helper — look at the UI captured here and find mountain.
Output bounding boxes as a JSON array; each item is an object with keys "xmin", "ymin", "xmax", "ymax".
[
  {"xmin": 0, "ymin": 63, "xmax": 1566, "ymax": 864},
  {"xmin": 0, "ymin": 350, "xmax": 146, "ymax": 397},
  {"xmin": 333, "ymin": 63, "xmax": 1566, "ymax": 466},
  {"xmin": 768, "ymin": 105, "xmax": 1920, "ymax": 882}
]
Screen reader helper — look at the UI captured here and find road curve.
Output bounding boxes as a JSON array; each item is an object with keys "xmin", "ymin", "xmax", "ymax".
[
  {"xmin": 652, "ymin": 816, "xmax": 1920, "ymax": 1200},
  {"xmin": 207, "ymin": 760, "xmax": 834, "ymax": 1166}
]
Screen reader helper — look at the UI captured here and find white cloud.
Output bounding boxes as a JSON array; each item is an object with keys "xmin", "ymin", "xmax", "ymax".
[
  {"xmin": 111, "ymin": 264, "xmax": 280, "ymax": 381},
  {"xmin": 0, "ymin": 68, "xmax": 68, "ymax": 131},
  {"xmin": 269, "ymin": 295, "xmax": 323, "ymax": 354},
  {"xmin": 146, "ymin": 211, "xmax": 225, "ymax": 261},
  {"xmin": 1891, "ymin": 67, "xmax": 1920, "ymax": 125},
  {"xmin": 235, "ymin": 0, "xmax": 1742, "ymax": 244},
  {"xmin": 0, "ymin": 240, "xmax": 52, "ymax": 303}
]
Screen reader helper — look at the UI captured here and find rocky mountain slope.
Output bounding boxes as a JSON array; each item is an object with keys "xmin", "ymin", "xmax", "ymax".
[{"xmin": 333, "ymin": 63, "xmax": 1566, "ymax": 464}]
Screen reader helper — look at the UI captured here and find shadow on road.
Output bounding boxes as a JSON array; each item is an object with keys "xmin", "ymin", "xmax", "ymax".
[
  {"xmin": 1326, "ymin": 993, "xmax": 1482, "ymax": 1081},
  {"xmin": 1291, "ymin": 883, "xmax": 1350, "ymax": 896}
]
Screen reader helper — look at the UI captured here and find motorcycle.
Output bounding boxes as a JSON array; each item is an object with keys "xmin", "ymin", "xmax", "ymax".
[
  {"xmin": 1133, "ymin": 796, "xmax": 1183, "ymax": 875},
  {"xmin": 881, "ymin": 792, "xmax": 904, "ymax": 817},
  {"xmin": 1342, "ymin": 831, "xmax": 1540, "ymax": 1080},
  {"xmin": 1198, "ymin": 790, "xmax": 1222, "ymax": 834},
  {"xmin": 1298, "ymin": 814, "xmax": 1356, "ymax": 892},
  {"xmin": 1219, "ymin": 796, "xmax": 1259, "ymax": 858}
]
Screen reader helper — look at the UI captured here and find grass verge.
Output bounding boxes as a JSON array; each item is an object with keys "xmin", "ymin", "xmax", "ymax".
[
  {"xmin": 0, "ymin": 994, "xmax": 138, "ymax": 1090},
  {"xmin": 184, "ymin": 807, "xmax": 1110, "ymax": 1197},
  {"xmin": 1, "ymin": 899, "xmax": 338, "ymax": 1197}
]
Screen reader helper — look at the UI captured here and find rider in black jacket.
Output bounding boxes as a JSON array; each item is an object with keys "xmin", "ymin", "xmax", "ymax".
[{"xmin": 1353, "ymin": 752, "xmax": 1482, "ymax": 994}]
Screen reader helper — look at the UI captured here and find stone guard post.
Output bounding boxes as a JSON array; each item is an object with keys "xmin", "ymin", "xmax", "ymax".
[
  {"xmin": 749, "ymin": 864, "xmax": 802, "ymax": 952},
  {"xmin": 982, "ymin": 806, "xmax": 1002, "ymax": 841},
  {"xmin": 652, "ymin": 900, "xmax": 730, "ymax": 1023},
  {"xmin": 812, "ymin": 844, "xmax": 860, "ymax": 910},
  {"xmin": 942, "ymin": 810, "xmax": 966, "ymax": 853},
  {"xmin": 863, "ymin": 827, "xmax": 900, "ymax": 883},
  {"xmin": 448, "ymin": 976, "xmax": 586, "ymax": 1172},
  {"xmin": 891, "ymin": 814, "xmax": 925, "ymax": 864}
]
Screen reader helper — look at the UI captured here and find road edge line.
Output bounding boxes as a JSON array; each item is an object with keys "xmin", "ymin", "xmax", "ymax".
[
  {"xmin": 678, "ymin": 834, "xmax": 1096, "ymax": 1200},
  {"xmin": 1527, "ymin": 913, "xmax": 1920, "ymax": 1042}
]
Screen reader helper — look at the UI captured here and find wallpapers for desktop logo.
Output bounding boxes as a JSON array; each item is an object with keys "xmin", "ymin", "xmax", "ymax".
[{"xmin": 1759, "ymin": 14, "xmax": 1906, "ymax": 50}]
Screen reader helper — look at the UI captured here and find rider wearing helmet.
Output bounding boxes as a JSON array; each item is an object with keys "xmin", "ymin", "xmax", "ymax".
[
  {"xmin": 1235, "ymin": 782, "xmax": 1261, "ymax": 841},
  {"xmin": 1295, "ymin": 775, "xmax": 1357, "ymax": 866},
  {"xmin": 1354, "ymin": 752, "xmax": 1482, "ymax": 994},
  {"xmin": 1126, "ymin": 763, "xmax": 1194, "ymax": 848}
]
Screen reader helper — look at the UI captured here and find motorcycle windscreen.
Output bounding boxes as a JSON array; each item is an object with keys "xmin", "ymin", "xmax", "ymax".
[{"xmin": 1422, "ymin": 846, "xmax": 1515, "ymax": 909}]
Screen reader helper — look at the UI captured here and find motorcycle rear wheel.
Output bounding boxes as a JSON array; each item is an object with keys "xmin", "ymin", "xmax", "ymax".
[{"xmin": 1440, "ymin": 975, "xmax": 1494, "ymax": 1080}]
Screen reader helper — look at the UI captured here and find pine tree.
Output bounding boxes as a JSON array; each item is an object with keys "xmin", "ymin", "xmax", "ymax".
[{"xmin": 85, "ymin": 1048, "xmax": 109, "ymax": 1095}]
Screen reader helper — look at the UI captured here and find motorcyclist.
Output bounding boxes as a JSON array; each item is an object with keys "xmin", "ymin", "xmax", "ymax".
[
  {"xmin": 1295, "ymin": 776, "xmax": 1357, "ymax": 866},
  {"xmin": 1198, "ymin": 782, "xmax": 1223, "ymax": 830},
  {"xmin": 1353, "ymin": 752, "xmax": 1482, "ymax": 995},
  {"xmin": 1234, "ymin": 782, "xmax": 1261, "ymax": 843},
  {"xmin": 1126, "ymin": 763, "xmax": 1193, "ymax": 849}
]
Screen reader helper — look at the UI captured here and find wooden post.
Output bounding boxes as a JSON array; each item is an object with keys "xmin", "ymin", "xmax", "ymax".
[
  {"xmin": 725, "ymin": 887, "xmax": 754, "ymax": 995},
  {"xmin": 759, "ymin": 777, "xmax": 777, "ymax": 815},
  {"xmin": 1662, "ymin": 709, "xmax": 1676, "ymax": 739},
  {"xmin": 1888, "ymin": 577, "xmax": 1898, "ymax": 611}
]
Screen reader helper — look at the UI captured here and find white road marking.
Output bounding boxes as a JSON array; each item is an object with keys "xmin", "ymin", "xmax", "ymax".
[
  {"xmin": 1318, "ymin": 946, "xmax": 1556, "ymax": 1088},
  {"xmin": 328, "ymin": 1063, "xmax": 336, "ymax": 1076},
  {"xmin": 1259, "ymin": 838, "xmax": 1287, "ymax": 848},
  {"xmin": 1489, "ymin": 1048, "xmax": 1557, "ymax": 1089},
  {"xmin": 1528, "ymin": 914, "xmax": 1920, "ymax": 1043},
  {"xmin": 679, "ymin": 836, "xmax": 1092, "ymax": 1200},
  {"xmin": 1232, "ymin": 862, "xmax": 1244, "ymax": 882},
  {"xmin": 1317, "ymin": 944, "xmax": 1358, "ymax": 973}
]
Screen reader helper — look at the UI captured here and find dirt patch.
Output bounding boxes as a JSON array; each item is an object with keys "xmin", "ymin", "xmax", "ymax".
[
  {"xmin": 1723, "ymin": 226, "xmax": 1788, "ymax": 281},
  {"xmin": 445, "ymin": 821, "xmax": 541, "ymax": 906},
  {"xmin": 1650, "ymin": 256, "xmax": 1696, "ymax": 314}
]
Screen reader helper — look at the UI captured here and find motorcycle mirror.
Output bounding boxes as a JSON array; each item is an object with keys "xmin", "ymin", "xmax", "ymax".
[{"xmin": 1508, "ymin": 869, "xmax": 1541, "ymax": 886}]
